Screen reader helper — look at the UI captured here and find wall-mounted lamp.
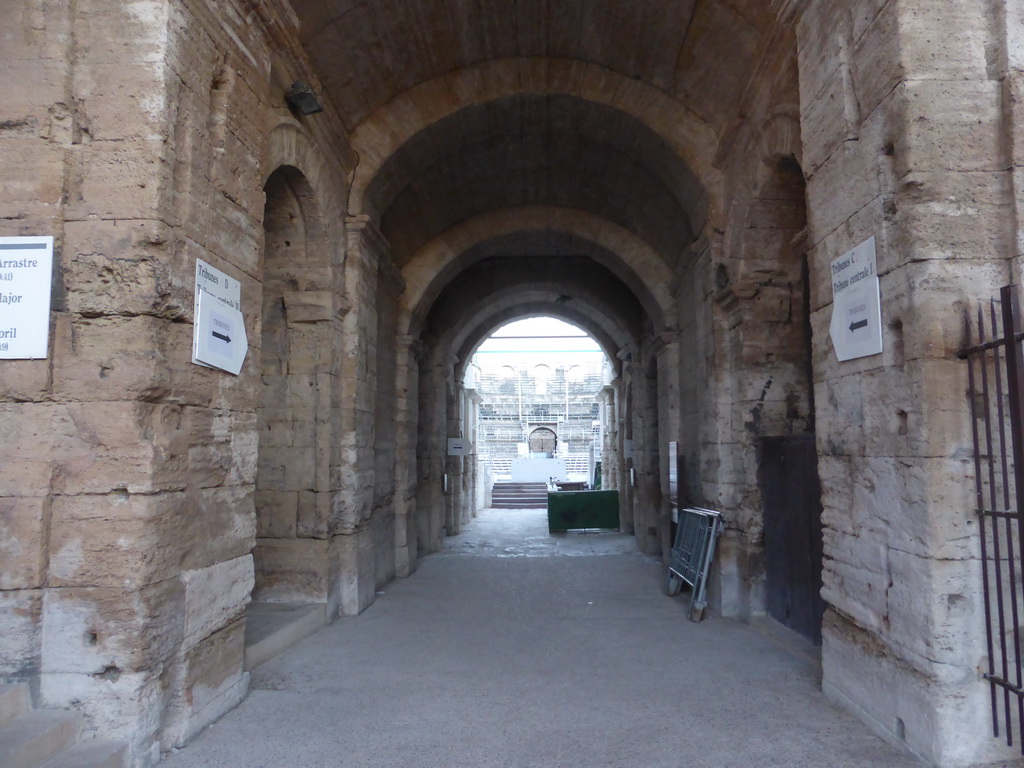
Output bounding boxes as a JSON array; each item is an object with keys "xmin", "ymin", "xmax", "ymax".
[{"xmin": 286, "ymin": 81, "xmax": 323, "ymax": 115}]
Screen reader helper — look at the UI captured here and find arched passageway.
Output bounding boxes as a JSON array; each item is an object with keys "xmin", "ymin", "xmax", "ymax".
[{"xmin": 1, "ymin": 2, "xmax": 1011, "ymax": 766}]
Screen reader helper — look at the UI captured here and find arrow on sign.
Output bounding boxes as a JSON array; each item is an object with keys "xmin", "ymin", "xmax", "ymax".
[
  {"xmin": 212, "ymin": 330, "xmax": 231, "ymax": 343},
  {"xmin": 849, "ymin": 319, "xmax": 868, "ymax": 332}
]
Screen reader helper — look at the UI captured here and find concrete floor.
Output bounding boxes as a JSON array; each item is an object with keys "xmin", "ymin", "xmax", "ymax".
[{"xmin": 162, "ymin": 509, "xmax": 919, "ymax": 767}]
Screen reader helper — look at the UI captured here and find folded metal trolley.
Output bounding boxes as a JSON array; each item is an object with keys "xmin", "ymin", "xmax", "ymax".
[{"xmin": 666, "ymin": 506, "xmax": 724, "ymax": 622}]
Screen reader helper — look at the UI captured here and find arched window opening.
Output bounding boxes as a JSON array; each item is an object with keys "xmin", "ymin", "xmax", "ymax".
[{"xmin": 528, "ymin": 427, "xmax": 558, "ymax": 458}]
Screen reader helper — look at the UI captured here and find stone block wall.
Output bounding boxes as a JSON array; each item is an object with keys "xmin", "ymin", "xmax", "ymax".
[
  {"xmin": 0, "ymin": 0, "xmax": 366, "ymax": 764},
  {"xmin": 671, "ymin": 18, "xmax": 813, "ymax": 620},
  {"xmin": 797, "ymin": 0, "xmax": 1014, "ymax": 763}
]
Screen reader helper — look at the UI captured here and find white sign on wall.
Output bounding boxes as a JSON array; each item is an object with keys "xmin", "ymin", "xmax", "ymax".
[
  {"xmin": 0, "ymin": 236, "xmax": 54, "ymax": 359},
  {"xmin": 829, "ymin": 236, "xmax": 883, "ymax": 362},
  {"xmin": 447, "ymin": 437, "xmax": 472, "ymax": 456},
  {"xmin": 193, "ymin": 259, "xmax": 247, "ymax": 375}
]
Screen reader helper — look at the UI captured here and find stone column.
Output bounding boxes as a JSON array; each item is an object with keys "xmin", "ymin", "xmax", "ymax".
[
  {"xmin": 371, "ymin": 256, "xmax": 404, "ymax": 589},
  {"xmin": 394, "ymin": 335, "xmax": 422, "ymax": 578},
  {"xmin": 445, "ymin": 379, "xmax": 462, "ymax": 535},
  {"xmin": 330, "ymin": 215, "xmax": 386, "ymax": 617},
  {"xmin": 654, "ymin": 336, "xmax": 681, "ymax": 562},
  {"xmin": 466, "ymin": 389, "xmax": 484, "ymax": 516},
  {"xmin": 416, "ymin": 352, "xmax": 449, "ymax": 554},
  {"xmin": 796, "ymin": 1, "xmax": 1014, "ymax": 763},
  {"xmin": 0, "ymin": 2, "xmax": 264, "ymax": 762},
  {"xmin": 597, "ymin": 385, "xmax": 617, "ymax": 491}
]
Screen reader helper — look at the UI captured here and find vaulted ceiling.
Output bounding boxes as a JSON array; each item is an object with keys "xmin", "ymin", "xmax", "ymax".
[
  {"xmin": 288, "ymin": 0, "xmax": 787, "ymax": 351},
  {"xmin": 291, "ymin": 0, "xmax": 771, "ymax": 132}
]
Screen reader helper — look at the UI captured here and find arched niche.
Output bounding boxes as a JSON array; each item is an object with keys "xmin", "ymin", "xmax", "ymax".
[{"xmin": 253, "ymin": 164, "xmax": 335, "ymax": 605}]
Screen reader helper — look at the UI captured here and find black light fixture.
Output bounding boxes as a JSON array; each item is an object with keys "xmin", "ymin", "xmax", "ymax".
[{"xmin": 285, "ymin": 81, "xmax": 323, "ymax": 115}]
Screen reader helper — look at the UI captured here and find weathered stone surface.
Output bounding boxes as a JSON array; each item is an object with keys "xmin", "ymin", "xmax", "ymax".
[
  {"xmin": 49, "ymin": 493, "xmax": 189, "ymax": 588},
  {"xmin": 41, "ymin": 580, "xmax": 185, "ymax": 674},
  {"xmin": 329, "ymin": 529, "xmax": 377, "ymax": 618},
  {"xmin": 41, "ymin": 667, "xmax": 166, "ymax": 766},
  {"xmin": 1, "ymin": 403, "xmax": 176, "ymax": 495},
  {"xmin": 61, "ymin": 219, "xmax": 189, "ymax": 320},
  {"xmin": 822, "ymin": 608, "xmax": 1009, "ymax": 767},
  {"xmin": 168, "ymin": 618, "xmax": 248, "ymax": 747},
  {"xmin": 0, "ymin": 141, "xmax": 67, "ymax": 221},
  {"xmin": 180, "ymin": 556, "xmax": 253, "ymax": 653},
  {"xmin": 0, "ymin": 590, "xmax": 42, "ymax": 678},
  {"xmin": 0, "ymin": 1, "xmax": 1018, "ymax": 766},
  {"xmin": 52, "ymin": 315, "xmax": 174, "ymax": 402},
  {"xmin": 179, "ymin": 486, "xmax": 256, "ymax": 572},
  {"xmin": 252, "ymin": 538, "xmax": 328, "ymax": 603},
  {"xmin": 254, "ymin": 490, "xmax": 298, "ymax": 538},
  {"xmin": 0, "ymin": 496, "xmax": 48, "ymax": 590}
]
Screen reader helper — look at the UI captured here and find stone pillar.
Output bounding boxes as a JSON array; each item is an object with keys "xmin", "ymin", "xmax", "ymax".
[
  {"xmin": 654, "ymin": 336, "xmax": 681, "ymax": 562},
  {"xmin": 445, "ymin": 379, "xmax": 461, "ymax": 535},
  {"xmin": 372, "ymin": 256, "xmax": 403, "ymax": 589},
  {"xmin": 416, "ymin": 352, "xmax": 449, "ymax": 554},
  {"xmin": 796, "ymin": 1, "xmax": 1013, "ymax": 763},
  {"xmin": 394, "ymin": 336, "xmax": 422, "ymax": 578},
  {"xmin": 466, "ymin": 389, "xmax": 484, "ymax": 516},
  {"xmin": 331, "ymin": 215, "xmax": 386, "ymax": 616},
  {"xmin": 0, "ymin": 2, "xmax": 264, "ymax": 763},
  {"xmin": 597, "ymin": 385, "xmax": 618, "ymax": 491}
]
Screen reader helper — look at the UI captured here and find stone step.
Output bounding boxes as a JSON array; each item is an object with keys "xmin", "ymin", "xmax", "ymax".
[
  {"xmin": 492, "ymin": 481, "xmax": 550, "ymax": 509},
  {"xmin": 38, "ymin": 741, "xmax": 128, "ymax": 768},
  {"xmin": 0, "ymin": 683, "xmax": 31, "ymax": 727},
  {"xmin": 0, "ymin": 709, "xmax": 82, "ymax": 768}
]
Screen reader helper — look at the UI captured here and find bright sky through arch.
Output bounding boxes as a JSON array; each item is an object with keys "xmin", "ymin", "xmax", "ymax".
[{"xmin": 471, "ymin": 317, "xmax": 605, "ymax": 372}]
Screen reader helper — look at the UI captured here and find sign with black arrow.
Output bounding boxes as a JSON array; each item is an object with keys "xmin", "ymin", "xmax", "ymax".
[
  {"xmin": 193, "ymin": 258, "xmax": 247, "ymax": 375},
  {"xmin": 829, "ymin": 236, "xmax": 883, "ymax": 362},
  {"xmin": 195, "ymin": 290, "xmax": 247, "ymax": 375}
]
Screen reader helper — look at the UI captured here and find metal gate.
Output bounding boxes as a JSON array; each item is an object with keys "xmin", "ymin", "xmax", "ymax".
[{"xmin": 962, "ymin": 285, "xmax": 1024, "ymax": 750}]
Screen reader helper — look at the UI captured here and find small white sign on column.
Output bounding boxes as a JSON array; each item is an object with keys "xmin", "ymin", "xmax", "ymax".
[
  {"xmin": 0, "ymin": 236, "xmax": 54, "ymax": 359},
  {"xmin": 447, "ymin": 438, "xmax": 472, "ymax": 456},
  {"xmin": 829, "ymin": 236, "xmax": 883, "ymax": 362},
  {"xmin": 193, "ymin": 259, "xmax": 247, "ymax": 375}
]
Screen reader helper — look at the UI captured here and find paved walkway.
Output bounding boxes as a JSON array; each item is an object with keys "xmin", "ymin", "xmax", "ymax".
[{"xmin": 162, "ymin": 509, "xmax": 918, "ymax": 768}]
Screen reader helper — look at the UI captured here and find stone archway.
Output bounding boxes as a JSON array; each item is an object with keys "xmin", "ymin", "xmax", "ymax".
[
  {"xmin": 347, "ymin": 58, "xmax": 722, "ymax": 228},
  {"xmin": 528, "ymin": 426, "xmax": 557, "ymax": 457},
  {"xmin": 399, "ymin": 206, "xmax": 674, "ymax": 338}
]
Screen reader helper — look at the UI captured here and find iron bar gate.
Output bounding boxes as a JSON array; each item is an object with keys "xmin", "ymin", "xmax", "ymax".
[{"xmin": 962, "ymin": 285, "xmax": 1024, "ymax": 750}]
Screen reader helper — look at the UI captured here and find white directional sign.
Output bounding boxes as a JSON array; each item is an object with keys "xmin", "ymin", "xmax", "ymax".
[
  {"xmin": 193, "ymin": 259, "xmax": 247, "ymax": 375},
  {"xmin": 447, "ymin": 437, "xmax": 472, "ymax": 456},
  {"xmin": 195, "ymin": 290, "xmax": 247, "ymax": 375},
  {"xmin": 0, "ymin": 236, "xmax": 54, "ymax": 359},
  {"xmin": 829, "ymin": 236, "xmax": 883, "ymax": 362}
]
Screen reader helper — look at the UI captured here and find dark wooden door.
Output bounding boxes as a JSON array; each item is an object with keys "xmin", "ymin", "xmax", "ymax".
[{"xmin": 758, "ymin": 435, "xmax": 825, "ymax": 645}]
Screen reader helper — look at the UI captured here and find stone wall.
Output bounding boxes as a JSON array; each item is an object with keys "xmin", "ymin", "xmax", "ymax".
[
  {"xmin": 1, "ymin": 1, "xmax": 1017, "ymax": 766},
  {"xmin": 797, "ymin": 0, "xmax": 1012, "ymax": 763},
  {"xmin": 672, "ymin": 16, "xmax": 813, "ymax": 621},
  {"xmin": 0, "ymin": 1, "xmax": 363, "ymax": 763}
]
